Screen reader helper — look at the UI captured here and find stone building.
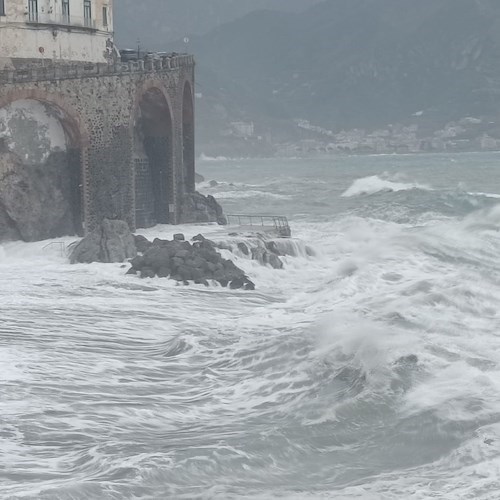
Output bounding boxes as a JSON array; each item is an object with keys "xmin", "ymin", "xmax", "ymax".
[
  {"xmin": 0, "ymin": 0, "xmax": 201, "ymax": 242},
  {"xmin": 0, "ymin": 0, "xmax": 114, "ymax": 67}
]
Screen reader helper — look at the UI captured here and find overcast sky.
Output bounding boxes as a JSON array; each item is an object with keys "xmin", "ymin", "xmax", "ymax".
[{"xmin": 114, "ymin": 0, "xmax": 322, "ymax": 49}]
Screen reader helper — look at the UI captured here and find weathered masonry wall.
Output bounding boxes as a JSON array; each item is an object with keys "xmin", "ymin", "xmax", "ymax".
[
  {"xmin": 0, "ymin": 56, "xmax": 196, "ymax": 239},
  {"xmin": 0, "ymin": 0, "xmax": 114, "ymax": 66}
]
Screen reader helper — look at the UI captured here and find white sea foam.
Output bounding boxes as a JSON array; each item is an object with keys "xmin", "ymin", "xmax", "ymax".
[
  {"xmin": 468, "ymin": 191, "xmax": 500, "ymax": 199},
  {"xmin": 3, "ymin": 155, "xmax": 500, "ymax": 498},
  {"xmin": 198, "ymin": 153, "xmax": 230, "ymax": 162},
  {"xmin": 210, "ymin": 189, "xmax": 292, "ymax": 200},
  {"xmin": 341, "ymin": 174, "xmax": 430, "ymax": 197}
]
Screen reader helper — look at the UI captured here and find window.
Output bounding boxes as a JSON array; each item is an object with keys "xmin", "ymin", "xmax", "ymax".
[
  {"xmin": 28, "ymin": 0, "xmax": 38, "ymax": 22},
  {"xmin": 0, "ymin": 0, "xmax": 5, "ymax": 17},
  {"xmin": 62, "ymin": 0, "xmax": 70, "ymax": 23},
  {"xmin": 83, "ymin": 0, "xmax": 91, "ymax": 27},
  {"xmin": 102, "ymin": 6, "xmax": 108, "ymax": 28}
]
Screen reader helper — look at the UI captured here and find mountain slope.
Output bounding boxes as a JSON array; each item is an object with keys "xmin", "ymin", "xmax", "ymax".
[
  {"xmin": 114, "ymin": 0, "xmax": 321, "ymax": 49},
  {"xmin": 182, "ymin": 0, "xmax": 500, "ymax": 153}
]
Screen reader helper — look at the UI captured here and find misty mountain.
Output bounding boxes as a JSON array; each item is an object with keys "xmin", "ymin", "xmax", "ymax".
[
  {"xmin": 173, "ymin": 0, "xmax": 500, "ymax": 154},
  {"xmin": 115, "ymin": 0, "xmax": 321, "ymax": 50}
]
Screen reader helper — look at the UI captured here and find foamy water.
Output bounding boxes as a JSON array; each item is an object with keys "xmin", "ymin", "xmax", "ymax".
[{"xmin": 3, "ymin": 152, "xmax": 500, "ymax": 499}]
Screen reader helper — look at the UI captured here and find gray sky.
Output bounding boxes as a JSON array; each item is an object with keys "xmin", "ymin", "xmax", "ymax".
[{"xmin": 114, "ymin": 0, "xmax": 322, "ymax": 49}]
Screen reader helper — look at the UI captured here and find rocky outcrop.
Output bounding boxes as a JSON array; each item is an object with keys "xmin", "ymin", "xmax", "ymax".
[
  {"xmin": 70, "ymin": 219, "xmax": 137, "ymax": 264},
  {"xmin": 180, "ymin": 191, "xmax": 227, "ymax": 225},
  {"xmin": 127, "ymin": 233, "xmax": 255, "ymax": 290},
  {"xmin": 215, "ymin": 238, "xmax": 285, "ymax": 269},
  {"xmin": 250, "ymin": 246, "xmax": 284, "ymax": 270},
  {"xmin": 0, "ymin": 150, "xmax": 78, "ymax": 242}
]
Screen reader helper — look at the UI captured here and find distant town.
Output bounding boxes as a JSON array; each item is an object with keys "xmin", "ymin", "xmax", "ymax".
[{"xmin": 205, "ymin": 115, "xmax": 500, "ymax": 158}]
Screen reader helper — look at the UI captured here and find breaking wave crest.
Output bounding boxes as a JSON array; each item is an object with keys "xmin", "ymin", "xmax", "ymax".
[
  {"xmin": 3, "ymin": 154, "xmax": 500, "ymax": 498},
  {"xmin": 211, "ymin": 190, "xmax": 292, "ymax": 200},
  {"xmin": 342, "ymin": 175, "xmax": 431, "ymax": 197}
]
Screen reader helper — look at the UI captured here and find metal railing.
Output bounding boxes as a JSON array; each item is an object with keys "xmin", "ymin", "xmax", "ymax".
[
  {"xmin": 226, "ymin": 214, "xmax": 291, "ymax": 238},
  {"xmin": 26, "ymin": 13, "xmax": 98, "ymax": 29},
  {"xmin": 0, "ymin": 54, "xmax": 195, "ymax": 84},
  {"xmin": 42, "ymin": 241, "xmax": 67, "ymax": 257}
]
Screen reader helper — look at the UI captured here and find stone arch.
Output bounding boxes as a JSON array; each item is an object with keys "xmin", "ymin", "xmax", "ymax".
[
  {"xmin": 0, "ymin": 89, "xmax": 88, "ymax": 241},
  {"xmin": 132, "ymin": 83, "xmax": 175, "ymax": 228},
  {"xmin": 182, "ymin": 81, "xmax": 195, "ymax": 193},
  {"xmin": 0, "ymin": 89, "xmax": 89, "ymax": 148}
]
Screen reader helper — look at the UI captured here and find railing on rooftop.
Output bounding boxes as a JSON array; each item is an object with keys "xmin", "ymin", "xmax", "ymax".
[
  {"xmin": 0, "ymin": 54, "xmax": 195, "ymax": 84},
  {"xmin": 226, "ymin": 214, "xmax": 292, "ymax": 238}
]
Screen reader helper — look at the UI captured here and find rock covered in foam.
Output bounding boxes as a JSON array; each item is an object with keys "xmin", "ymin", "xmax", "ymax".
[
  {"xmin": 127, "ymin": 234, "xmax": 255, "ymax": 290},
  {"xmin": 69, "ymin": 219, "xmax": 137, "ymax": 264}
]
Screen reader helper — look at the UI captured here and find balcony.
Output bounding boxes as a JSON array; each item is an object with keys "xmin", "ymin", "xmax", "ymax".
[{"xmin": 25, "ymin": 13, "xmax": 99, "ymax": 31}]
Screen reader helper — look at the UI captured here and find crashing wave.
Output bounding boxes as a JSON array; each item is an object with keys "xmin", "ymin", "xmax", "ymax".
[
  {"xmin": 342, "ymin": 175, "xmax": 430, "ymax": 197},
  {"xmin": 212, "ymin": 190, "xmax": 292, "ymax": 200}
]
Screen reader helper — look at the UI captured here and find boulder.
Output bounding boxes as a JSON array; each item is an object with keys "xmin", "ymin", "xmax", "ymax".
[
  {"xmin": 70, "ymin": 219, "xmax": 137, "ymax": 264},
  {"xmin": 237, "ymin": 242, "xmax": 250, "ymax": 256},
  {"xmin": 180, "ymin": 191, "xmax": 227, "ymax": 225},
  {"xmin": 0, "ymin": 150, "xmax": 77, "ymax": 242},
  {"xmin": 134, "ymin": 234, "xmax": 152, "ymax": 254},
  {"xmin": 265, "ymin": 241, "xmax": 281, "ymax": 255},
  {"xmin": 251, "ymin": 246, "xmax": 284, "ymax": 270}
]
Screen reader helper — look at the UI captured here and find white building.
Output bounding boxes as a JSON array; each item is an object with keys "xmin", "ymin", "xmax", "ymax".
[
  {"xmin": 230, "ymin": 121, "xmax": 254, "ymax": 139},
  {"xmin": 0, "ymin": 0, "xmax": 113, "ymax": 67}
]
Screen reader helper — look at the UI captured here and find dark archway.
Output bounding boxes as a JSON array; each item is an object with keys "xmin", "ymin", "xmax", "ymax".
[
  {"xmin": 182, "ymin": 82, "xmax": 195, "ymax": 193},
  {"xmin": 0, "ymin": 98, "xmax": 84, "ymax": 242},
  {"xmin": 134, "ymin": 87, "xmax": 174, "ymax": 228}
]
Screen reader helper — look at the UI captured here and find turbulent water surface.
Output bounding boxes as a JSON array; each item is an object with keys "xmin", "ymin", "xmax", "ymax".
[{"xmin": 3, "ymin": 152, "xmax": 500, "ymax": 499}]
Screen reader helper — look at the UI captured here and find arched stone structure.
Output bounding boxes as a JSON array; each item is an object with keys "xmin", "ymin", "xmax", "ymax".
[
  {"xmin": 0, "ymin": 56, "xmax": 196, "ymax": 241},
  {"xmin": 182, "ymin": 81, "xmax": 195, "ymax": 193},
  {"xmin": 0, "ymin": 92, "xmax": 88, "ymax": 240},
  {"xmin": 134, "ymin": 86, "xmax": 175, "ymax": 228}
]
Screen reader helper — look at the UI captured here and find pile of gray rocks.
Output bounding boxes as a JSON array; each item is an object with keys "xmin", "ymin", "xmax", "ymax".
[{"xmin": 128, "ymin": 233, "xmax": 255, "ymax": 290}]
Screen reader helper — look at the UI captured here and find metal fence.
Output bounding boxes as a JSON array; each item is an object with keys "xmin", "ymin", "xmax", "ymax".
[{"xmin": 226, "ymin": 214, "xmax": 291, "ymax": 237}]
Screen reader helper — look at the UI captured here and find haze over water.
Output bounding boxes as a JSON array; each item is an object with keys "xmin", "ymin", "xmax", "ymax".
[{"xmin": 2, "ymin": 152, "xmax": 500, "ymax": 498}]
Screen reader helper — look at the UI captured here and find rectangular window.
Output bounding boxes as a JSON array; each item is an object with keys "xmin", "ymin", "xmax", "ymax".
[
  {"xmin": 102, "ymin": 6, "xmax": 108, "ymax": 27},
  {"xmin": 83, "ymin": 0, "xmax": 91, "ymax": 27},
  {"xmin": 0, "ymin": 0, "xmax": 5, "ymax": 17},
  {"xmin": 28, "ymin": 0, "xmax": 38, "ymax": 22},
  {"xmin": 62, "ymin": 0, "xmax": 70, "ymax": 24}
]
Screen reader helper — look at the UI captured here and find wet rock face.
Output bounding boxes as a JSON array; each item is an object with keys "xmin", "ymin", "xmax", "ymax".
[
  {"xmin": 0, "ymin": 151, "xmax": 78, "ymax": 242},
  {"xmin": 127, "ymin": 233, "xmax": 255, "ymax": 290},
  {"xmin": 70, "ymin": 219, "xmax": 137, "ymax": 264},
  {"xmin": 180, "ymin": 191, "xmax": 227, "ymax": 225}
]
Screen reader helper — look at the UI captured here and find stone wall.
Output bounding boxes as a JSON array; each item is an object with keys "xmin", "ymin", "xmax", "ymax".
[
  {"xmin": 0, "ymin": 56, "xmax": 196, "ymax": 242},
  {"xmin": 0, "ymin": 0, "xmax": 114, "ymax": 66}
]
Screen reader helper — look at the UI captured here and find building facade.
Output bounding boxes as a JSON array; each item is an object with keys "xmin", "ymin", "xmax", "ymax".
[
  {"xmin": 0, "ymin": 1, "xmax": 199, "ymax": 243},
  {"xmin": 0, "ymin": 0, "xmax": 113, "ymax": 67}
]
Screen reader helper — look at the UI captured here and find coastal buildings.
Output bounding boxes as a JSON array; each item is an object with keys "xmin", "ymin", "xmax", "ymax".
[
  {"xmin": 0, "ymin": 0, "xmax": 199, "ymax": 242},
  {"xmin": 0, "ymin": 0, "xmax": 114, "ymax": 67}
]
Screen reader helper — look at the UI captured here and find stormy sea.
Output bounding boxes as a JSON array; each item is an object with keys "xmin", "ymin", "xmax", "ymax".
[{"xmin": 3, "ymin": 152, "xmax": 500, "ymax": 499}]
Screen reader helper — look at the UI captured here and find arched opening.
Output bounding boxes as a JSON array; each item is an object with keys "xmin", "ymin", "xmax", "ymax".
[
  {"xmin": 182, "ymin": 82, "xmax": 195, "ymax": 193},
  {"xmin": 0, "ymin": 99, "xmax": 83, "ymax": 242},
  {"xmin": 134, "ymin": 88, "xmax": 174, "ymax": 228}
]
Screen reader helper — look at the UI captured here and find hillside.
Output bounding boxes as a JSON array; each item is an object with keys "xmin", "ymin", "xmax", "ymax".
[
  {"xmin": 178, "ymin": 0, "xmax": 500, "ymax": 155},
  {"xmin": 114, "ymin": 0, "xmax": 321, "ymax": 50}
]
